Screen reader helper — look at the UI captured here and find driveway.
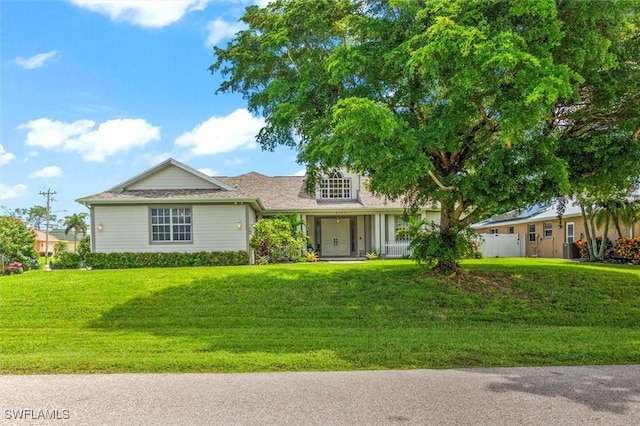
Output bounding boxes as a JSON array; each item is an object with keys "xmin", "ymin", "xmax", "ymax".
[{"xmin": 1, "ymin": 365, "xmax": 639, "ymax": 425}]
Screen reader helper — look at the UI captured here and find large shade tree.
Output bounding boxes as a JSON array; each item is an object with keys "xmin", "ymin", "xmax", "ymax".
[{"xmin": 212, "ymin": 0, "xmax": 639, "ymax": 274}]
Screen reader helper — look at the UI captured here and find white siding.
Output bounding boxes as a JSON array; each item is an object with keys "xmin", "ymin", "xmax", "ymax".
[
  {"xmin": 127, "ymin": 165, "xmax": 220, "ymax": 190},
  {"xmin": 93, "ymin": 204, "xmax": 247, "ymax": 253}
]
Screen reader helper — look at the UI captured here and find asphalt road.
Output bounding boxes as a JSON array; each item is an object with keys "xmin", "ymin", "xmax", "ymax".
[{"xmin": 1, "ymin": 365, "xmax": 639, "ymax": 425}]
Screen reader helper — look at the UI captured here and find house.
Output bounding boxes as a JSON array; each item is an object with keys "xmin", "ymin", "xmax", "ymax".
[
  {"xmin": 76, "ymin": 158, "xmax": 440, "ymax": 260},
  {"xmin": 49, "ymin": 229, "xmax": 82, "ymax": 252},
  {"xmin": 472, "ymin": 201, "xmax": 639, "ymax": 258},
  {"xmin": 33, "ymin": 230, "xmax": 60, "ymax": 255}
]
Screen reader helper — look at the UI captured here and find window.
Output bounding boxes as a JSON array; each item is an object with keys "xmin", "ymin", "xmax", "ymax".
[
  {"xmin": 566, "ymin": 222, "xmax": 575, "ymax": 243},
  {"xmin": 528, "ymin": 224, "xmax": 536, "ymax": 243},
  {"xmin": 490, "ymin": 228, "xmax": 499, "ymax": 234},
  {"xmin": 320, "ymin": 171, "xmax": 351, "ymax": 199},
  {"xmin": 508, "ymin": 226, "xmax": 515, "ymax": 234},
  {"xmin": 395, "ymin": 215, "xmax": 412, "ymax": 241},
  {"xmin": 151, "ymin": 207, "xmax": 192, "ymax": 242},
  {"xmin": 544, "ymin": 222, "xmax": 553, "ymax": 238}
]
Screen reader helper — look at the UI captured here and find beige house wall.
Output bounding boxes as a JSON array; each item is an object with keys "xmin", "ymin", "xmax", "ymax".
[{"xmin": 475, "ymin": 215, "xmax": 636, "ymax": 258}]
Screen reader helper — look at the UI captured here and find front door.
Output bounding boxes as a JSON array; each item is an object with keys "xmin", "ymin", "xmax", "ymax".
[{"xmin": 321, "ymin": 218, "xmax": 351, "ymax": 256}]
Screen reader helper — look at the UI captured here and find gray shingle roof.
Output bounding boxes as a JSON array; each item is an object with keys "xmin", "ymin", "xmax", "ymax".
[{"xmin": 78, "ymin": 171, "xmax": 412, "ymax": 212}]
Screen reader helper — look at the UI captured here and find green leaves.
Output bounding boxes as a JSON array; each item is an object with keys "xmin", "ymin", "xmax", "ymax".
[
  {"xmin": 0, "ymin": 216, "xmax": 38, "ymax": 273},
  {"xmin": 212, "ymin": 0, "xmax": 639, "ymax": 273}
]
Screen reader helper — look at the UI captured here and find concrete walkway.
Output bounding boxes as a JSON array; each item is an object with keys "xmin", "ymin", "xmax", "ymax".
[{"xmin": 1, "ymin": 365, "xmax": 639, "ymax": 425}]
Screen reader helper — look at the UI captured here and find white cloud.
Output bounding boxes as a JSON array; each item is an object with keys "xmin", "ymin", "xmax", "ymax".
[
  {"xmin": 295, "ymin": 169, "xmax": 307, "ymax": 176},
  {"xmin": 175, "ymin": 109, "xmax": 264, "ymax": 156},
  {"xmin": 0, "ymin": 184, "xmax": 29, "ymax": 200},
  {"xmin": 29, "ymin": 166, "xmax": 63, "ymax": 179},
  {"xmin": 0, "ymin": 145, "xmax": 16, "ymax": 165},
  {"xmin": 15, "ymin": 50, "xmax": 58, "ymax": 69},
  {"xmin": 70, "ymin": 0, "xmax": 211, "ymax": 28},
  {"xmin": 18, "ymin": 117, "xmax": 160, "ymax": 162},
  {"xmin": 197, "ymin": 167, "xmax": 219, "ymax": 176},
  {"xmin": 206, "ymin": 18, "xmax": 245, "ymax": 46}
]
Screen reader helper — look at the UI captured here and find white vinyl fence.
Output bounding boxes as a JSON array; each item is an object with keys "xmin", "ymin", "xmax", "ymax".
[
  {"xmin": 477, "ymin": 233, "xmax": 525, "ymax": 258},
  {"xmin": 384, "ymin": 241, "xmax": 412, "ymax": 258}
]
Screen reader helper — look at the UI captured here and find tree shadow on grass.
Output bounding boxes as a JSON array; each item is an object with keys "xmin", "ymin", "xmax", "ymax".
[
  {"xmin": 86, "ymin": 261, "xmax": 640, "ymax": 371},
  {"xmin": 86, "ymin": 264, "xmax": 421, "ymax": 367},
  {"xmin": 479, "ymin": 365, "xmax": 640, "ymax": 415}
]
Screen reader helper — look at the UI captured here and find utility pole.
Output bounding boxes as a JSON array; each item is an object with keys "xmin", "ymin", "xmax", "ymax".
[{"xmin": 39, "ymin": 188, "xmax": 56, "ymax": 270}]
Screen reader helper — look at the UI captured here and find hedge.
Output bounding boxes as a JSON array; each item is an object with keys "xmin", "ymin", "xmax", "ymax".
[
  {"xmin": 84, "ymin": 251, "xmax": 249, "ymax": 269},
  {"xmin": 614, "ymin": 237, "xmax": 640, "ymax": 264}
]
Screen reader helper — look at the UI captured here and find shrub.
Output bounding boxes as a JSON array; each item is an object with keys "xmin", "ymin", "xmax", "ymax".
[
  {"xmin": 77, "ymin": 235, "xmax": 91, "ymax": 259},
  {"xmin": 404, "ymin": 219, "xmax": 479, "ymax": 274},
  {"xmin": 51, "ymin": 252, "xmax": 81, "ymax": 270},
  {"xmin": 614, "ymin": 237, "xmax": 640, "ymax": 264},
  {"xmin": 0, "ymin": 216, "xmax": 38, "ymax": 274},
  {"xmin": 53, "ymin": 241, "xmax": 68, "ymax": 258},
  {"xmin": 4, "ymin": 261, "xmax": 24, "ymax": 275},
  {"xmin": 84, "ymin": 251, "xmax": 249, "ymax": 269},
  {"xmin": 365, "ymin": 251, "xmax": 380, "ymax": 260},
  {"xmin": 250, "ymin": 216, "xmax": 307, "ymax": 263},
  {"xmin": 303, "ymin": 250, "xmax": 319, "ymax": 262}
]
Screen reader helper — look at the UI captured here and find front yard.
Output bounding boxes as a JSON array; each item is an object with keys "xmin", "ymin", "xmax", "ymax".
[{"xmin": 1, "ymin": 259, "xmax": 638, "ymax": 374}]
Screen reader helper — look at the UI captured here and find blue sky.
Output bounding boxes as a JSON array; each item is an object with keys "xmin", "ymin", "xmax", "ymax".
[{"xmin": 1, "ymin": 0, "xmax": 302, "ymax": 216}]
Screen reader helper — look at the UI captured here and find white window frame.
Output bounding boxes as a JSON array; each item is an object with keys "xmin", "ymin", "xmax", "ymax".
[
  {"xmin": 566, "ymin": 222, "xmax": 575, "ymax": 243},
  {"xmin": 490, "ymin": 228, "xmax": 499, "ymax": 235},
  {"xmin": 528, "ymin": 224, "xmax": 536, "ymax": 243},
  {"xmin": 320, "ymin": 171, "xmax": 351, "ymax": 199},
  {"xmin": 150, "ymin": 206, "xmax": 192, "ymax": 243},
  {"xmin": 543, "ymin": 222, "xmax": 553, "ymax": 238},
  {"xmin": 507, "ymin": 226, "xmax": 515, "ymax": 234}
]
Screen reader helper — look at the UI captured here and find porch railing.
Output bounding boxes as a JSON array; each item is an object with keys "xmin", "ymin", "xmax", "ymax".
[{"xmin": 384, "ymin": 241, "xmax": 412, "ymax": 258}]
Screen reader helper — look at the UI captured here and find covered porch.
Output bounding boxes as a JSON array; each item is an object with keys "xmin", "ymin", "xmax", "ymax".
[{"xmin": 302, "ymin": 212, "xmax": 434, "ymax": 259}]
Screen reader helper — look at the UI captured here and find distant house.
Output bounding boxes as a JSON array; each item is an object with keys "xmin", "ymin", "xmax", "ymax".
[
  {"xmin": 472, "ymin": 201, "xmax": 639, "ymax": 258},
  {"xmin": 33, "ymin": 230, "xmax": 60, "ymax": 255},
  {"xmin": 49, "ymin": 229, "xmax": 82, "ymax": 252},
  {"xmin": 76, "ymin": 158, "xmax": 440, "ymax": 261}
]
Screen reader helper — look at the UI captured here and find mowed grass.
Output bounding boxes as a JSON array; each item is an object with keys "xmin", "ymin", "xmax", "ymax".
[{"xmin": 1, "ymin": 258, "xmax": 639, "ymax": 374}]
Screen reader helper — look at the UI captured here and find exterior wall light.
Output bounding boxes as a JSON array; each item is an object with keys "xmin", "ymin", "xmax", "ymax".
[
  {"xmin": 236, "ymin": 221, "xmax": 243, "ymax": 230},
  {"xmin": 97, "ymin": 224, "xmax": 104, "ymax": 232}
]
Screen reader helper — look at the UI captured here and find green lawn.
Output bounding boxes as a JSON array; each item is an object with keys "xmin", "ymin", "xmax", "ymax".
[{"xmin": 1, "ymin": 258, "xmax": 639, "ymax": 374}]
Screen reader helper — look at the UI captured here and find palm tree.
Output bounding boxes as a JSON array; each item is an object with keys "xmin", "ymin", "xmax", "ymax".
[
  {"xmin": 596, "ymin": 198, "xmax": 640, "ymax": 239},
  {"xmin": 64, "ymin": 213, "xmax": 88, "ymax": 253}
]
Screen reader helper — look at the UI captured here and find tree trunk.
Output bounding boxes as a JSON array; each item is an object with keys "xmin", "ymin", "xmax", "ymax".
[
  {"xmin": 579, "ymin": 201, "xmax": 596, "ymax": 262},
  {"xmin": 434, "ymin": 198, "xmax": 462, "ymax": 276}
]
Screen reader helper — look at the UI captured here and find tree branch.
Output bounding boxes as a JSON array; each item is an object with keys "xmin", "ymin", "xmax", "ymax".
[{"xmin": 428, "ymin": 170, "xmax": 457, "ymax": 191}]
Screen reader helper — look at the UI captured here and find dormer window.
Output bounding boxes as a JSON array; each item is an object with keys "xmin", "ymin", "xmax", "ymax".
[{"xmin": 320, "ymin": 171, "xmax": 351, "ymax": 199}]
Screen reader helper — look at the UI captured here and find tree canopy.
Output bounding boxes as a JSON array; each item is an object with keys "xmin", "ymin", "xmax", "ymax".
[{"xmin": 212, "ymin": 0, "xmax": 640, "ymax": 274}]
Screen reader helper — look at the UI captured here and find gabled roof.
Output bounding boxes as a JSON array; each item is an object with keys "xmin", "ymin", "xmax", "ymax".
[
  {"xmin": 77, "ymin": 158, "xmax": 437, "ymax": 213},
  {"xmin": 107, "ymin": 158, "xmax": 236, "ymax": 192}
]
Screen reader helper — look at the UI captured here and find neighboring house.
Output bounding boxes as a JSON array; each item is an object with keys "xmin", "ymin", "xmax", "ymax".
[
  {"xmin": 49, "ymin": 229, "xmax": 81, "ymax": 252},
  {"xmin": 76, "ymin": 158, "xmax": 440, "ymax": 260},
  {"xmin": 33, "ymin": 230, "xmax": 60, "ymax": 255},
  {"xmin": 472, "ymin": 201, "xmax": 639, "ymax": 258}
]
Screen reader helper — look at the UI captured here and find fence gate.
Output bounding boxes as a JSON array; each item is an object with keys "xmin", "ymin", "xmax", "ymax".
[{"xmin": 477, "ymin": 233, "xmax": 525, "ymax": 258}]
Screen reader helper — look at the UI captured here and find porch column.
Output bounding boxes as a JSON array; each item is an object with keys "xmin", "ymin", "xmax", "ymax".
[
  {"xmin": 374, "ymin": 214, "xmax": 387, "ymax": 255},
  {"xmin": 374, "ymin": 214, "xmax": 381, "ymax": 252},
  {"xmin": 300, "ymin": 214, "xmax": 308, "ymax": 248}
]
